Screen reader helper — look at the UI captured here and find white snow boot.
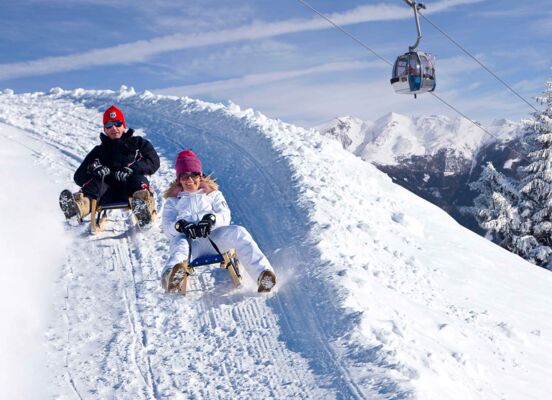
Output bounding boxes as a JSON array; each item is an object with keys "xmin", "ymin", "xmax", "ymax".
[{"xmin": 257, "ymin": 270, "xmax": 276, "ymax": 293}]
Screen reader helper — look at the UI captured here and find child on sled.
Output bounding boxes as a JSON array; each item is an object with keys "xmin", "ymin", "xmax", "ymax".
[{"xmin": 160, "ymin": 149, "xmax": 276, "ymax": 294}]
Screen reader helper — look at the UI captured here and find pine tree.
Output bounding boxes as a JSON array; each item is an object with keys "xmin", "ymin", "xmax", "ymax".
[
  {"xmin": 471, "ymin": 76, "xmax": 552, "ymax": 269},
  {"xmin": 470, "ymin": 162, "xmax": 521, "ymax": 247},
  {"xmin": 515, "ymin": 78, "xmax": 552, "ymax": 268}
]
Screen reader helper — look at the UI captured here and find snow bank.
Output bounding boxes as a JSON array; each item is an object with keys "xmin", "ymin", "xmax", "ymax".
[{"xmin": 0, "ymin": 123, "xmax": 71, "ymax": 399}]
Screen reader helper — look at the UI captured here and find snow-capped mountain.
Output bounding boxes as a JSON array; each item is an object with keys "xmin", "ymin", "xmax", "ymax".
[
  {"xmin": 315, "ymin": 115, "xmax": 372, "ymax": 154},
  {"xmin": 1, "ymin": 88, "xmax": 551, "ymax": 400},
  {"xmin": 318, "ymin": 113, "xmax": 524, "ymax": 232},
  {"xmin": 318, "ymin": 113, "xmax": 521, "ymax": 165}
]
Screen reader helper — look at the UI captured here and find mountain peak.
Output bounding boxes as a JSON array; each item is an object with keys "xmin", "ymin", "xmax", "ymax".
[{"xmin": 319, "ymin": 112, "xmax": 523, "ymax": 165}]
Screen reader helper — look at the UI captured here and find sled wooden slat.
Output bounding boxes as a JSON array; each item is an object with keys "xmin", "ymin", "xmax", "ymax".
[
  {"xmin": 187, "ymin": 249, "xmax": 243, "ymax": 289},
  {"xmin": 225, "ymin": 249, "xmax": 243, "ymax": 287},
  {"xmin": 227, "ymin": 261, "xmax": 242, "ymax": 287},
  {"xmin": 179, "ymin": 262, "xmax": 193, "ymax": 295}
]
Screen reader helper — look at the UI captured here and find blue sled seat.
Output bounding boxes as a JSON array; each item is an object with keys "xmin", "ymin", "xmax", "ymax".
[{"xmin": 190, "ymin": 254, "xmax": 225, "ymax": 267}]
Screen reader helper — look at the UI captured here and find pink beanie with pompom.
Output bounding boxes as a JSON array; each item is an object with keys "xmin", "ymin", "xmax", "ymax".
[{"xmin": 175, "ymin": 149, "xmax": 202, "ymax": 178}]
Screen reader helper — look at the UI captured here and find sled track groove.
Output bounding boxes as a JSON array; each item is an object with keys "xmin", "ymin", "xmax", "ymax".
[
  {"xmin": 177, "ymin": 266, "xmax": 319, "ymax": 399},
  {"xmin": 97, "ymin": 223, "xmax": 157, "ymax": 399},
  {"xmin": 119, "ymin": 230, "xmax": 160, "ymax": 399},
  {"xmin": 62, "ymin": 251, "xmax": 85, "ymax": 400},
  {"xmin": 59, "ymin": 216, "xmax": 159, "ymax": 399}
]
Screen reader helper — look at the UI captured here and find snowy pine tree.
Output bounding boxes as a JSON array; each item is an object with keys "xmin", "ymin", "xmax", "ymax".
[
  {"xmin": 514, "ymin": 78, "xmax": 552, "ymax": 268},
  {"xmin": 470, "ymin": 162, "xmax": 521, "ymax": 246},
  {"xmin": 472, "ymin": 76, "xmax": 552, "ymax": 269}
]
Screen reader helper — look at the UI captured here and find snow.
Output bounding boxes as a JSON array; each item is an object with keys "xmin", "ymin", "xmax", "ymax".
[
  {"xmin": 1, "ymin": 88, "xmax": 552, "ymax": 399},
  {"xmin": 0, "ymin": 123, "xmax": 71, "ymax": 399},
  {"xmin": 318, "ymin": 112, "xmax": 523, "ymax": 166}
]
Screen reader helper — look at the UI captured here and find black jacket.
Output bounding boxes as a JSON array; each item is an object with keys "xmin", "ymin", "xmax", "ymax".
[{"xmin": 74, "ymin": 129, "xmax": 160, "ymax": 186}]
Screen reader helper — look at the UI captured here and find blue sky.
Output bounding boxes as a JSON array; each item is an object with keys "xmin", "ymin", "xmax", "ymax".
[{"xmin": 1, "ymin": 0, "xmax": 551, "ymax": 126}]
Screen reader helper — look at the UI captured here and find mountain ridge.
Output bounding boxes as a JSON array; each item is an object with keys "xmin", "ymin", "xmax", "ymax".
[{"xmin": 317, "ymin": 112, "xmax": 525, "ymax": 233}]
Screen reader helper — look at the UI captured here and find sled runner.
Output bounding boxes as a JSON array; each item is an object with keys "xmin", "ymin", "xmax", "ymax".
[
  {"xmin": 165, "ymin": 241, "xmax": 243, "ymax": 295},
  {"xmin": 90, "ymin": 197, "xmax": 157, "ymax": 234}
]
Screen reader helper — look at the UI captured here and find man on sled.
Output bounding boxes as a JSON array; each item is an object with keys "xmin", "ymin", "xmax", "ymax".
[{"xmin": 59, "ymin": 105, "xmax": 160, "ymax": 231}]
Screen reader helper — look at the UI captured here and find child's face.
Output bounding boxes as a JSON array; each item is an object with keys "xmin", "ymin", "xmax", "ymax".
[{"xmin": 179, "ymin": 173, "xmax": 201, "ymax": 192}]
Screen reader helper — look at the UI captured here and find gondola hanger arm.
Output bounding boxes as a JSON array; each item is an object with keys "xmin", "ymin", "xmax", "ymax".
[{"xmin": 404, "ymin": 0, "xmax": 425, "ymax": 51}]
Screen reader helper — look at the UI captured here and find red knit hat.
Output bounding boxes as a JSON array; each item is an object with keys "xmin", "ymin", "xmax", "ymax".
[
  {"xmin": 176, "ymin": 149, "xmax": 202, "ymax": 178},
  {"xmin": 103, "ymin": 105, "xmax": 126, "ymax": 128}
]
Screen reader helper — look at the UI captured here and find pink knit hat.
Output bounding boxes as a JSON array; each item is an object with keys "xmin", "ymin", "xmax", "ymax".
[{"xmin": 175, "ymin": 149, "xmax": 202, "ymax": 178}]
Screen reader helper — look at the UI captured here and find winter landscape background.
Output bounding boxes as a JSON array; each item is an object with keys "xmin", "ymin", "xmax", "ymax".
[
  {"xmin": 2, "ymin": 0, "xmax": 552, "ymax": 398},
  {"xmin": 1, "ymin": 88, "xmax": 552, "ymax": 399},
  {"xmin": 317, "ymin": 113, "xmax": 525, "ymax": 233}
]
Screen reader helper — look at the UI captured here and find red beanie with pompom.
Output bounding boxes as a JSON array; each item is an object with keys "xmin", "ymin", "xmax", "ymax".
[
  {"xmin": 176, "ymin": 149, "xmax": 202, "ymax": 178},
  {"xmin": 103, "ymin": 105, "xmax": 126, "ymax": 128}
]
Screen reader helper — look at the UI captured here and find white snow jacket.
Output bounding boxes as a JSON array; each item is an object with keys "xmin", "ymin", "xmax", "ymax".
[{"xmin": 162, "ymin": 189, "xmax": 231, "ymax": 239}]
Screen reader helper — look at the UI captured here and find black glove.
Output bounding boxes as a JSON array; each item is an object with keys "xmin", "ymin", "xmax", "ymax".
[
  {"xmin": 114, "ymin": 167, "xmax": 133, "ymax": 182},
  {"xmin": 197, "ymin": 214, "xmax": 216, "ymax": 238},
  {"xmin": 175, "ymin": 219, "xmax": 198, "ymax": 239},
  {"xmin": 91, "ymin": 163, "xmax": 110, "ymax": 178}
]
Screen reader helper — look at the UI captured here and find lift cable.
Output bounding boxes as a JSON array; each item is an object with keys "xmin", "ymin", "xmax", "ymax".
[
  {"xmin": 296, "ymin": 0, "xmax": 392, "ymax": 67},
  {"xmin": 418, "ymin": 12, "xmax": 539, "ymax": 113},
  {"xmin": 295, "ymin": 0, "xmax": 534, "ymax": 163}
]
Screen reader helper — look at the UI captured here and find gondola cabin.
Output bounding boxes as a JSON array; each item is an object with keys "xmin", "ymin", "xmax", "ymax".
[{"xmin": 390, "ymin": 51, "xmax": 436, "ymax": 96}]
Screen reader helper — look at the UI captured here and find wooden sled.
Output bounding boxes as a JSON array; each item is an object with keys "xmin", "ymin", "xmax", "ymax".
[
  {"xmin": 178, "ymin": 248, "xmax": 243, "ymax": 295},
  {"xmin": 90, "ymin": 198, "xmax": 157, "ymax": 234}
]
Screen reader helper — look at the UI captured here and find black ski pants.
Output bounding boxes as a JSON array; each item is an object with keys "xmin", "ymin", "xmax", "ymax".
[{"xmin": 81, "ymin": 174, "xmax": 151, "ymax": 204}]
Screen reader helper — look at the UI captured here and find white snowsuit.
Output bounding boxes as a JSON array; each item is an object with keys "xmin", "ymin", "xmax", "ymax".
[{"xmin": 161, "ymin": 188, "xmax": 273, "ymax": 278}]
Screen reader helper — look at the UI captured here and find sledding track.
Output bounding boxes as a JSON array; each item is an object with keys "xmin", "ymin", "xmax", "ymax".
[
  {"xmin": 0, "ymin": 94, "xmax": 344, "ymax": 398},
  {"xmin": 56, "ymin": 210, "xmax": 330, "ymax": 399},
  {"xmin": 0, "ymin": 91, "xmax": 401, "ymax": 399}
]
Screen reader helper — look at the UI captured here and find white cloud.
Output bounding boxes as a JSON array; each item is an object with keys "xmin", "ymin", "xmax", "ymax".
[
  {"xmin": 153, "ymin": 5, "xmax": 254, "ymax": 31},
  {"xmin": 0, "ymin": 0, "xmax": 481, "ymax": 80},
  {"xmin": 155, "ymin": 60, "xmax": 384, "ymax": 97}
]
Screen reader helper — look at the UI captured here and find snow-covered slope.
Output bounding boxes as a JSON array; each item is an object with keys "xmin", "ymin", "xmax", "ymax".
[
  {"xmin": 1, "ymin": 87, "xmax": 551, "ymax": 400},
  {"xmin": 318, "ymin": 113, "xmax": 523, "ymax": 165}
]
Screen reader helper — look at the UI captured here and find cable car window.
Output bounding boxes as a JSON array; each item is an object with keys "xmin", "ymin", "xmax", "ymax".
[
  {"xmin": 423, "ymin": 56, "xmax": 435, "ymax": 79},
  {"xmin": 420, "ymin": 56, "xmax": 430, "ymax": 78},
  {"xmin": 427, "ymin": 57, "xmax": 435, "ymax": 78},
  {"xmin": 409, "ymin": 53, "xmax": 420, "ymax": 75},
  {"xmin": 394, "ymin": 58, "xmax": 408, "ymax": 77}
]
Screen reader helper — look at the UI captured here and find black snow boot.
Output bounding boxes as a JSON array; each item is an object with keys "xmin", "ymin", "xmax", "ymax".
[{"xmin": 59, "ymin": 189, "xmax": 79, "ymax": 219}]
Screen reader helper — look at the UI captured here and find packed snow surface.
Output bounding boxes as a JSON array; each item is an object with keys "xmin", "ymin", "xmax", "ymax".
[{"xmin": 0, "ymin": 87, "xmax": 551, "ymax": 400}]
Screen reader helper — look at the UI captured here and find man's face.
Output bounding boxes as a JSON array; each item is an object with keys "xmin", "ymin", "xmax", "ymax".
[{"xmin": 103, "ymin": 121, "xmax": 125, "ymax": 139}]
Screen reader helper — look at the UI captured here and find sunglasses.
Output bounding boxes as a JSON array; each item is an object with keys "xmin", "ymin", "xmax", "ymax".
[
  {"xmin": 179, "ymin": 172, "xmax": 201, "ymax": 180},
  {"xmin": 104, "ymin": 120, "xmax": 124, "ymax": 128}
]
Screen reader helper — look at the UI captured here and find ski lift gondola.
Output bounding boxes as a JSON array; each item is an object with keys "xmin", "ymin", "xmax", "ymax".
[{"xmin": 390, "ymin": 0, "xmax": 436, "ymax": 97}]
